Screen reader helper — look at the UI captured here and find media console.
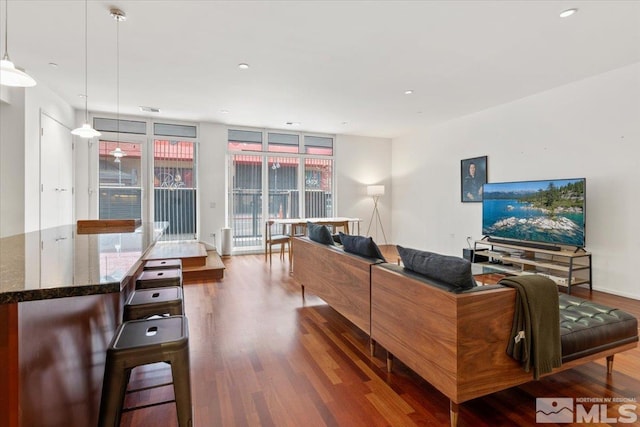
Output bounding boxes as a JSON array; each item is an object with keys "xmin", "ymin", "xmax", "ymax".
[{"xmin": 473, "ymin": 239, "xmax": 591, "ymax": 294}]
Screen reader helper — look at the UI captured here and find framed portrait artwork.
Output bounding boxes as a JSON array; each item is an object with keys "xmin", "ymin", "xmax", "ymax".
[{"xmin": 461, "ymin": 156, "xmax": 487, "ymax": 202}]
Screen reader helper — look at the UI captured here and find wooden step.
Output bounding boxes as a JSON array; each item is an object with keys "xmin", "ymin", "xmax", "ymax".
[
  {"xmin": 183, "ymin": 250, "xmax": 225, "ymax": 284},
  {"xmin": 144, "ymin": 241, "xmax": 208, "ymax": 268},
  {"xmin": 144, "ymin": 241, "xmax": 224, "ymax": 283}
]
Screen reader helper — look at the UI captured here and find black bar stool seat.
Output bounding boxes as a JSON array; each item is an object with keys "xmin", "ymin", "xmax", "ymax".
[
  {"xmin": 136, "ymin": 268, "xmax": 182, "ymax": 289},
  {"xmin": 98, "ymin": 315, "xmax": 192, "ymax": 427},
  {"xmin": 123, "ymin": 286, "xmax": 184, "ymax": 321},
  {"xmin": 144, "ymin": 258, "xmax": 182, "ymax": 270}
]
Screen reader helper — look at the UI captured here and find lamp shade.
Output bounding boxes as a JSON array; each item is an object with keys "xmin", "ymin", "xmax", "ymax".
[
  {"xmin": 0, "ymin": 59, "xmax": 36, "ymax": 87},
  {"xmin": 367, "ymin": 185, "xmax": 385, "ymax": 196},
  {"xmin": 71, "ymin": 122, "xmax": 101, "ymax": 138}
]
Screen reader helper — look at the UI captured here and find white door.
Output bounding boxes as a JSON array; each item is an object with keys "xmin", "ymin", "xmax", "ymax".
[{"xmin": 40, "ymin": 113, "xmax": 73, "ymax": 229}]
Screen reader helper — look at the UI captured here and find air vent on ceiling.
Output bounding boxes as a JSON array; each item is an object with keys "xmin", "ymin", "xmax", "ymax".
[{"xmin": 139, "ymin": 106, "xmax": 160, "ymax": 113}]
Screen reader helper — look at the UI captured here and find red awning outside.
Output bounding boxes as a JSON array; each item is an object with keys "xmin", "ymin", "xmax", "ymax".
[
  {"xmin": 154, "ymin": 140, "xmax": 194, "ymax": 160},
  {"xmin": 98, "ymin": 140, "xmax": 194, "ymax": 160},
  {"xmin": 99, "ymin": 141, "xmax": 141, "ymax": 158},
  {"xmin": 233, "ymin": 155, "xmax": 331, "ymax": 167}
]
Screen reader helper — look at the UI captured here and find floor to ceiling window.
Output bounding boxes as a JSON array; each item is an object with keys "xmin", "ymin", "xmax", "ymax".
[
  {"xmin": 152, "ymin": 122, "xmax": 198, "ymax": 241},
  {"xmin": 94, "ymin": 117, "xmax": 198, "ymax": 240},
  {"xmin": 227, "ymin": 128, "xmax": 334, "ymax": 251},
  {"xmin": 96, "ymin": 117, "xmax": 146, "ymax": 221}
]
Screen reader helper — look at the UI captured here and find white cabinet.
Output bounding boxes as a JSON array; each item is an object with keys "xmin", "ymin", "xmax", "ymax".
[{"xmin": 40, "ymin": 113, "xmax": 73, "ymax": 229}]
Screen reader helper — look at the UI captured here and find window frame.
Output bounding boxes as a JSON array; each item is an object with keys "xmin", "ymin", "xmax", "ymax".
[
  {"xmin": 226, "ymin": 126, "xmax": 336, "ymax": 252},
  {"xmin": 89, "ymin": 113, "xmax": 200, "ymax": 239}
]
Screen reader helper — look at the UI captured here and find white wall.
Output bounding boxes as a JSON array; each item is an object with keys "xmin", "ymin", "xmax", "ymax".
[
  {"xmin": 198, "ymin": 122, "xmax": 228, "ymax": 250},
  {"xmin": 24, "ymin": 84, "xmax": 75, "ymax": 232},
  {"xmin": 336, "ymin": 134, "xmax": 392, "ymax": 242},
  {"xmin": 391, "ymin": 62, "xmax": 640, "ymax": 299},
  {"xmin": 0, "ymin": 87, "xmax": 25, "ymax": 237}
]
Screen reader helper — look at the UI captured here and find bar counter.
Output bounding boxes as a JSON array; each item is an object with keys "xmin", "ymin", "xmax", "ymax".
[{"xmin": 0, "ymin": 223, "xmax": 164, "ymax": 427}]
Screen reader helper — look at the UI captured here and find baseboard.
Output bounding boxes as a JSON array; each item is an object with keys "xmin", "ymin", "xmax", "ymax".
[{"xmin": 590, "ymin": 286, "xmax": 640, "ymax": 301}]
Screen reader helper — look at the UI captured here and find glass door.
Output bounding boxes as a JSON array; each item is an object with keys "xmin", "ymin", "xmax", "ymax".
[
  {"xmin": 98, "ymin": 140, "xmax": 143, "ymax": 220},
  {"xmin": 153, "ymin": 139, "xmax": 197, "ymax": 240}
]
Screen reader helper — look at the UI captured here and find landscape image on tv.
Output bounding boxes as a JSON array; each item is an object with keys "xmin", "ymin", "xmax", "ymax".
[{"xmin": 482, "ymin": 178, "xmax": 585, "ymax": 247}]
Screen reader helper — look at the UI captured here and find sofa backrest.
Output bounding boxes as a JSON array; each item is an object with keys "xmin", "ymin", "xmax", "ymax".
[{"xmin": 377, "ymin": 263, "xmax": 505, "ymax": 294}]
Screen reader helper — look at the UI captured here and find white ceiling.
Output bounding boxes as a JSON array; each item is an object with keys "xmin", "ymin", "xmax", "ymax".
[{"xmin": 4, "ymin": 0, "xmax": 640, "ymax": 138}]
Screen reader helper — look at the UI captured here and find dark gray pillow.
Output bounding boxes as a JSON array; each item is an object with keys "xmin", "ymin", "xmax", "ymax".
[
  {"xmin": 307, "ymin": 222, "xmax": 335, "ymax": 245},
  {"xmin": 397, "ymin": 245, "xmax": 476, "ymax": 290},
  {"xmin": 339, "ymin": 232, "xmax": 386, "ymax": 262}
]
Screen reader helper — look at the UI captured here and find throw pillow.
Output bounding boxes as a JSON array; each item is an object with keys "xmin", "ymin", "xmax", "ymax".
[
  {"xmin": 397, "ymin": 245, "xmax": 476, "ymax": 290},
  {"xmin": 307, "ymin": 222, "xmax": 335, "ymax": 245},
  {"xmin": 339, "ymin": 232, "xmax": 386, "ymax": 262}
]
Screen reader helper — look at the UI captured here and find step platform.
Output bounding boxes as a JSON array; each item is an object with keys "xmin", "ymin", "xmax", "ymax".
[{"xmin": 144, "ymin": 241, "xmax": 224, "ymax": 283}]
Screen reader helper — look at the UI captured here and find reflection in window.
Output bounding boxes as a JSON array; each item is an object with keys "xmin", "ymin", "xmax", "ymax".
[{"xmin": 98, "ymin": 141, "xmax": 142, "ymax": 220}]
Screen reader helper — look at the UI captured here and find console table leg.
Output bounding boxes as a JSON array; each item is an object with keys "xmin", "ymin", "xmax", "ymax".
[
  {"xmin": 301, "ymin": 285, "xmax": 305, "ymax": 301},
  {"xmin": 386, "ymin": 352, "xmax": 394, "ymax": 373},
  {"xmin": 450, "ymin": 401, "xmax": 459, "ymax": 427},
  {"xmin": 369, "ymin": 339, "xmax": 376, "ymax": 357}
]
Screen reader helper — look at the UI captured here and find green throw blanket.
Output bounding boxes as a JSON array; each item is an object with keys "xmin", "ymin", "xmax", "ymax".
[{"xmin": 499, "ymin": 275, "xmax": 562, "ymax": 379}]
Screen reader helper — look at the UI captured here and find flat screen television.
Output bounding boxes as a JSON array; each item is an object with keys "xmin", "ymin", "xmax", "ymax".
[{"xmin": 482, "ymin": 178, "xmax": 586, "ymax": 248}]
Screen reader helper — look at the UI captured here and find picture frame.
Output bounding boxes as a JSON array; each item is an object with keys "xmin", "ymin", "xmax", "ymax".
[{"xmin": 461, "ymin": 156, "xmax": 487, "ymax": 203}]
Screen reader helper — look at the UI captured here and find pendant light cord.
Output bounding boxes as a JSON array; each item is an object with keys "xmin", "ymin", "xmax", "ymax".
[
  {"xmin": 116, "ymin": 11, "xmax": 120, "ymax": 146},
  {"xmin": 84, "ymin": 0, "xmax": 88, "ymax": 123},
  {"xmin": 3, "ymin": 0, "xmax": 10, "ymax": 60}
]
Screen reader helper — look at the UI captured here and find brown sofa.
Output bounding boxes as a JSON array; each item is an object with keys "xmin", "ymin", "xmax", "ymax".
[{"xmin": 291, "ymin": 237, "xmax": 639, "ymax": 427}]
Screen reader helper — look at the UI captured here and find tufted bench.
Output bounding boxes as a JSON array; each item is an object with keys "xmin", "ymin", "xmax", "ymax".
[{"xmin": 559, "ymin": 294, "xmax": 638, "ymax": 364}]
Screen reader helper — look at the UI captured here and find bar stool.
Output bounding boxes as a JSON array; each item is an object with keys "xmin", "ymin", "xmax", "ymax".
[
  {"xmin": 144, "ymin": 258, "xmax": 182, "ymax": 271},
  {"xmin": 123, "ymin": 286, "xmax": 184, "ymax": 321},
  {"xmin": 98, "ymin": 315, "xmax": 192, "ymax": 427},
  {"xmin": 136, "ymin": 268, "xmax": 182, "ymax": 290}
]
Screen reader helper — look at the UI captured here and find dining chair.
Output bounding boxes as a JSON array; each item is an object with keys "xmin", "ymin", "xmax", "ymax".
[{"xmin": 265, "ymin": 220, "xmax": 290, "ymax": 266}]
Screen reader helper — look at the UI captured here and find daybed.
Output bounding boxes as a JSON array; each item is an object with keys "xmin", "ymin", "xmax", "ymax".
[{"xmin": 291, "ymin": 238, "xmax": 639, "ymax": 427}]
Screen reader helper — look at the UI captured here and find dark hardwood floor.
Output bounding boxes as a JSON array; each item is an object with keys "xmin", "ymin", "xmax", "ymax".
[{"xmin": 120, "ymin": 253, "xmax": 640, "ymax": 427}]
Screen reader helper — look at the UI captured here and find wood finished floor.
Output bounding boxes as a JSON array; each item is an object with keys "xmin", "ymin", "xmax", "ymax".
[{"xmin": 120, "ymin": 254, "xmax": 640, "ymax": 427}]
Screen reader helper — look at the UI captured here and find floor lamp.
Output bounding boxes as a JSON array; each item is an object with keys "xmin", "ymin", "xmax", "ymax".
[{"xmin": 366, "ymin": 185, "xmax": 387, "ymax": 245}]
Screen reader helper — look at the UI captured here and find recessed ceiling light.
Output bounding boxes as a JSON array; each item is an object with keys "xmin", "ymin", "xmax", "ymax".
[
  {"xmin": 559, "ymin": 8, "xmax": 578, "ymax": 18},
  {"xmin": 139, "ymin": 106, "xmax": 160, "ymax": 113},
  {"xmin": 238, "ymin": 63, "xmax": 250, "ymax": 70},
  {"xmin": 404, "ymin": 90, "xmax": 414, "ymax": 95},
  {"xmin": 285, "ymin": 121, "xmax": 300, "ymax": 126},
  {"xmin": 48, "ymin": 62, "xmax": 58, "ymax": 68},
  {"xmin": 341, "ymin": 121, "xmax": 348, "ymax": 125},
  {"xmin": 220, "ymin": 109, "xmax": 229, "ymax": 114},
  {"xmin": 78, "ymin": 94, "xmax": 87, "ymax": 98}
]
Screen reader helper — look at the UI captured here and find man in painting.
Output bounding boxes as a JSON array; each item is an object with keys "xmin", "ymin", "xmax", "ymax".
[{"xmin": 463, "ymin": 161, "xmax": 484, "ymax": 201}]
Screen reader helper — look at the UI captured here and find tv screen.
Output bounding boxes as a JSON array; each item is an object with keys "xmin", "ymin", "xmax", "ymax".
[{"xmin": 482, "ymin": 178, "xmax": 586, "ymax": 247}]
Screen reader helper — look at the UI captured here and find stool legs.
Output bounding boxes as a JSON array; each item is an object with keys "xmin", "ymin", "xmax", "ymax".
[
  {"xmin": 172, "ymin": 355, "xmax": 193, "ymax": 426},
  {"xmin": 98, "ymin": 359, "xmax": 129, "ymax": 427}
]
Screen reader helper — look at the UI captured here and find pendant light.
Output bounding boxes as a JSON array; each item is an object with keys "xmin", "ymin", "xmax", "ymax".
[
  {"xmin": 71, "ymin": 0, "xmax": 101, "ymax": 138},
  {"xmin": 1, "ymin": 0, "xmax": 36, "ymax": 87},
  {"xmin": 109, "ymin": 8, "xmax": 126, "ymax": 163}
]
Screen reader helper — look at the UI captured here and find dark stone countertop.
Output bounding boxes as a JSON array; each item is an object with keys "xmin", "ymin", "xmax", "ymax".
[{"xmin": 0, "ymin": 223, "xmax": 165, "ymax": 304}]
